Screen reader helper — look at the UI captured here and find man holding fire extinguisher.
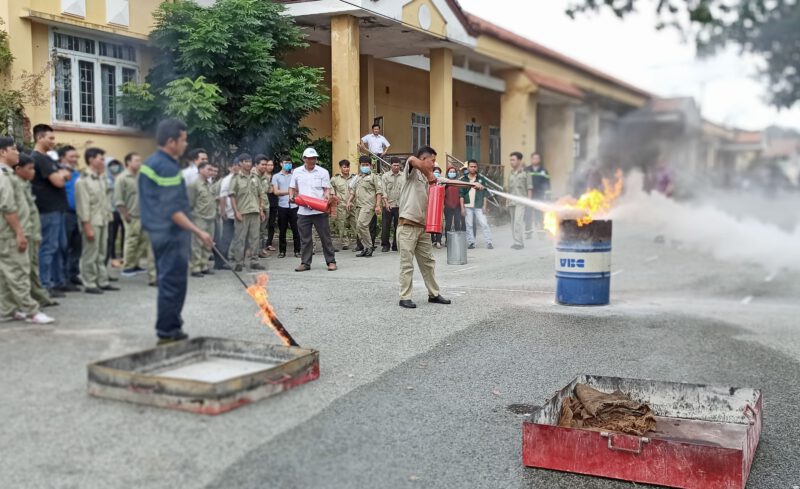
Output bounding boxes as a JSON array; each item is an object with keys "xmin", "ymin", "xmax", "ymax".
[{"xmin": 397, "ymin": 146, "xmax": 483, "ymax": 309}]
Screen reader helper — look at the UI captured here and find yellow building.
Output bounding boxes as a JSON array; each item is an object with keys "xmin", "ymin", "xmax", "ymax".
[{"xmin": 2, "ymin": 0, "xmax": 650, "ymax": 195}]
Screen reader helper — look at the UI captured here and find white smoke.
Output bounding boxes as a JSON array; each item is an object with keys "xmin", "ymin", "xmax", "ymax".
[{"xmin": 610, "ymin": 172, "xmax": 800, "ymax": 273}]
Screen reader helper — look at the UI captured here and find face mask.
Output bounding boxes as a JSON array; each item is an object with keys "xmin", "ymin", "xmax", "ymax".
[
  {"xmin": 283, "ymin": 163, "xmax": 292, "ymax": 172},
  {"xmin": 447, "ymin": 171, "xmax": 457, "ymax": 179},
  {"xmin": 360, "ymin": 166, "xmax": 371, "ymax": 174},
  {"xmin": 463, "ymin": 169, "xmax": 469, "ymax": 175},
  {"xmin": 433, "ymin": 171, "xmax": 441, "ymax": 177}
]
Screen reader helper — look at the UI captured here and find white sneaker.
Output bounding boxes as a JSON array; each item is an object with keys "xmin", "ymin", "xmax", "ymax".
[
  {"xmin": 12, "ymin": 311, "xmax": 27, "ymax": 321},
  {"xmin": 26, "ymin": 312, "xmax": 55, "ymax": 324}
]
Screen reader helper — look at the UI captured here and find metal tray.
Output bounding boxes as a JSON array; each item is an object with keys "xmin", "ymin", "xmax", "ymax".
[
  {"xmin": 87, "ymin": 337, "xmax": 319, "ymax": 415},
  {"xmin": 523, "ymin": 375, "xmax": 762, "ymax": 488}
]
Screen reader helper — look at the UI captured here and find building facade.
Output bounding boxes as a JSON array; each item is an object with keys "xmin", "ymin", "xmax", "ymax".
[{"xmin": 3, "ymin": 0, "xmax": 650, "ymax": 194}]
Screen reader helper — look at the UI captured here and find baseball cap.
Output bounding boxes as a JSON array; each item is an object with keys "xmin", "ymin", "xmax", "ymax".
[{"xmin": 302, "ymin": 147, "xmax": 319, "ymax": 158}]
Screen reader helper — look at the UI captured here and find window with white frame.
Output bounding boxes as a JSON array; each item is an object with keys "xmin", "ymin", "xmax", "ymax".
[
  {"xmin": 411, "ymin": 113, "xmax": 430, "ymax": 152},
  {"xmin": 52, "ymin": 31, "xmax": 139, "ymax": 128},
  {"xmin": 465, "ymin": 123, "xmax": 481, "ymax": 161},
  {"xmin": 489, "ymin": 126, "xmax": 500, "ymax": 165}
]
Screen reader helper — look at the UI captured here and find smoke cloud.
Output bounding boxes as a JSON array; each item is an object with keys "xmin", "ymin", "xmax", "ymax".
[{"xmin": 610, "ymin": 172, "xmax": 800, "ymax": 273}]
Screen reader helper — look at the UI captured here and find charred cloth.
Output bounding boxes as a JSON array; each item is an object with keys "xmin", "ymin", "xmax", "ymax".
[{"xmin": 558, "ymin": 383, "xmax": 656, "ymax": 436}]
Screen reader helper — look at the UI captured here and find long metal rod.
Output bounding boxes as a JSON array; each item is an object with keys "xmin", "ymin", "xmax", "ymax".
[
  {"xmin": 212, "ymin": 245, "xmax": 249, "ymax": 289},
  {"xmin": 446, "ymin": 154, "xmax": 505, "ymax": 191},
  {"xmin": 364, "ymin": 148, "xmax": 392, "ymax": 173}
]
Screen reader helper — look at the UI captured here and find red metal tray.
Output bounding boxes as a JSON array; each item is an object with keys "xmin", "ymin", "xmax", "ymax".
[{"xmin": 523, "ymin": 375, "xmax": 762, "ymax": 488}]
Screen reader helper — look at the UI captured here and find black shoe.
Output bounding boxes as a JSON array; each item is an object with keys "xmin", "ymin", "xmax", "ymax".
[
  {"xmin": 342, "ymin": 245, "xmax": 349, "ymax": 250},
  {"xmin": 399, "ymin": 299, "xmax": 417, "ymax": 309},
  {"xmin": 234, "ymin": 264, "xmax": 243, "ymax": 272},
  {"xmin": 191, "ymin": 272, "xmax": 205, "ymax": 278},
  {"xmin": 214, "ymin": 264, "xmax": 231, "ymax": 270},
  {"xmin": 391, "ymin": 246, "xmax": 398, "ymax": 252},
  {"xmin": 278, "ymin": 253, "xmax": 286, "ymax": 258},
  {"xmin": 43, "ymin": 301, "xmax": 59, "ymax": 308},
  {"xmin": 250, "ymin": 263, "xmax": 265, "ymax": 271},
  {"xmin": 202, "ymin": 269, "xmax": 214, "ymax": 275},
  {"xmin": 148, "ymin": 281, "xmax": 157, "ymax": 287},
  {"xmin": 48, "ymin": 288, "xmax": 66, "ymax": 298},
  {"xmin": 132, "ymin": 266, "xmax": 146, "ymax": 273},
  {"xmin": 100, "ymin": 285, "xmax": 120, "ymax": 291},
  {"xmin": 157, "ymin": 331, "xmax": 189, "ymax": 346},
  {"xmin": 381, "ymin": 246, "xmax": 390, "ymax": 252},
  {"xmin": 294, "ymin": 252, "xmax": 301, "ymax": 258},
  {"xmin": 487, "ymin": 243, "xmax": 494, "ymax": 250},
  {"xmin": 70, "ymin": 277, "xmax": 83, "ymax": 286},
  {"xmin": 108, "ymin": 277, "xmax": 119, "ymax": 282},
  {"xmin": 85, "ymin": 287, "xmax": 103, "ymax": 295},
  {"xmin": 468, "ymin": 243, "xmax": 476, "ymax": 249},
  {"xmin": 355, "ymin": 245, "xmax": 364, "ymax": 252},
  {"xmin": 364, "ymin": 248, "xmax": 373, "ymax": 257},
  {"xmin": 428, "ymin": 295, "xmax": 451, "ymax": 305},
  {"xmin": 511, "ymin": 244, "xmax": 524, "ymax": 250},
  {"xmin": 56, "ymin": 284, "xmax": 81, "ymax": 293}
]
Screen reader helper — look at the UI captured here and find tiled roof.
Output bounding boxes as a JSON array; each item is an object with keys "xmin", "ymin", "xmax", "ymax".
[{"xmin": 527, "ymin": 71, "xmax": 584, "ymax": 99}]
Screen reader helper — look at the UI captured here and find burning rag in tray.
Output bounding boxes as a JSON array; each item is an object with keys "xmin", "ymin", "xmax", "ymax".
[{"xmin": 558, "ymin": 383, "xmax": 656, "ymax": 436}]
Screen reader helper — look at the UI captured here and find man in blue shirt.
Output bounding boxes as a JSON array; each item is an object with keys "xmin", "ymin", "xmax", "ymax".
[
  {"xmin": 59, "ymin": 145, "xmax": 82, "ymax": 287},
  {"xmin": 139, "ymin": 119, "xmax": 213, "ymax": 345}
]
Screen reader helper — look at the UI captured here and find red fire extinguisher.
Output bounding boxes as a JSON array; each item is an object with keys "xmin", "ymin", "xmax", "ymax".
[{"xmin": 425, "ymin": 184, "xmax": 445, "ymax": 234}]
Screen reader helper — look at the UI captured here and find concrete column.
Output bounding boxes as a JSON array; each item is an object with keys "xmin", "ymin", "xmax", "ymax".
[
  {"xmin": 359, "ymin": 54, "xmax": 375, "ymax": 136},
  {"xmin": 331, "ymin": 15, "xmax": 360, "ymax": 164},
  {"xmin": 539, "ymin": 104, "xmax": 576, "ymax": 197},
  {"xmin": 586, "ymin": 104, "xmax": 600, "ymax": 162},
  {"xmin": 500, "ymin": 70, "xmax": 538, "ymax": 179},
  {"xmin": 429, "ymin": 48, "xmax": 453, "ymax": 156}
]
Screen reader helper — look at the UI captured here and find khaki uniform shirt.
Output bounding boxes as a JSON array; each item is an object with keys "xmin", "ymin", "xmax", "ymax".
[
  {"xmin": 12, "ymin": 176, "xmax": 40, "ymax": 240},
  {"xmin": 0, "ymin": 164, "xmax": 17, "ymax": 241},
  {"xmin": 398, "ymin": 161, "xmax": 430, "ymax": 227},
  {"xmin": 259, "ymin": 173, "xmax": 273, "ymax": 211},
  {"xmin": 188, "ymin": 177, "xmax": 217, "ymax": 220},
  {"xmin": 229, "ymin": 172, "xmax": 262, "ymax": 215},
  {"xmin": 330, "ymin": 174, "xmax": 355, "ymax": 204},
  {"xmin": 353, "ymin": 173, "xmax": 382, "ymax": 209},
  {"xmin": 381, "ymin": 171, "xmax": 404, "ymax": 207},
  {"xmin": 75, "ymin": 169, "xmax": 112, "ymax": 226},
  {"xmin": 113, "ymin": 169, "xmax": 140, "ymax": 217},
  {"xmin": 210, "ymin": 179, "xmax": 222, "ymax": 218},
  {"xmin": 507, "ymin": 168, "xmax": 532, "ymax": 206}
]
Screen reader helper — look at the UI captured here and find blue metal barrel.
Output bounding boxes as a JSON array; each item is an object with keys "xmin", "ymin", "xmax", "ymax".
[{"xmin": 555, "ymin": 219, "xmax": 612, "ymax": 305}]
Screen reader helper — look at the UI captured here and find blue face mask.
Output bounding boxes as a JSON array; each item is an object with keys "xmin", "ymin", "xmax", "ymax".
[
  {"xmin": 447, "ymin": 171, "xmax": 457, "ymax": 179},
  {"xmin": 360, "ymin": 166, "xmax": 371, "ymax": 174},
  {"xmin": 283, "ymin": 163, "xmax": 292, "ymax": 172},
  {"xmin": 434, "ymin": 171, "xmax": 441, "ymax": 177}
]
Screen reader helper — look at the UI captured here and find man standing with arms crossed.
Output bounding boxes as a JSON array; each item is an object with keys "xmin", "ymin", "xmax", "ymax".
[
  {"xmin": 139, "ymin": 119, "xmax": 213, "ymax": 345},
  {"xmin": 397, "ymin": 147, "xmax": 450, "ymax": 309},
  {"xmin": 381, "ymin": 156, "xmax": 403, "ymax": 252}
]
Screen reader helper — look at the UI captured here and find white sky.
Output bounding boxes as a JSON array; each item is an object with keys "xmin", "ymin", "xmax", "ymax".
[{"xmin": 458, "ymin": 0, "xmax": 800, "ymax": 131}]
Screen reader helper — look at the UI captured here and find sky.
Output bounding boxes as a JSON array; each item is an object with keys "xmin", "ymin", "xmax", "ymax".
[{"xmin": 458, "ymin": 0, "xmax": 800, "ymax": 131}]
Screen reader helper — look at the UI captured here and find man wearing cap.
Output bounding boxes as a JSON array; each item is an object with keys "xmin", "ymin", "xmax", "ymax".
[
  {"xmin": 329, "ymin": 159, "xmax": 357, "ymax": 250},
  {"xmin": 397, "ymin": 146, "xmax": 450, "ymax": 309},
  {"xmin": 289, "ymin": 148, "xmax": 337, "ymax": 272}
]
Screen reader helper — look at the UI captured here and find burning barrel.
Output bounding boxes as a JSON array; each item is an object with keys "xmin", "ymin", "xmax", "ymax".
[{"xmin": 555, "ymin": 219, "xmax": 612, "ymax": 305}]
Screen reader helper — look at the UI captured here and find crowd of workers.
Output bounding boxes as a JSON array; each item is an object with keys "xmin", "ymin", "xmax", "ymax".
[{"xmin": 0, "ymin": 120, "xmax": 551, "ymax": 340}]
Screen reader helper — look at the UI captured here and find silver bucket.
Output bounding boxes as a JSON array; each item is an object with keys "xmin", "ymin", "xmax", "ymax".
[{"xmin": 446, "ymin": 231, "xmax": 468, "ymax": 265}]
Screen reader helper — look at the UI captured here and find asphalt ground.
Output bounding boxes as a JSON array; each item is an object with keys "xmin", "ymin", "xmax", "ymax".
[{"xmin": 2, "ymin": 211, "xmax": 798, "ymax": 489}]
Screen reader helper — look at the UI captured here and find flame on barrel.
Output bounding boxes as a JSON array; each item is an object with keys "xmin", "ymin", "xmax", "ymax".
[
  {"xmin": 245, "ymin": 273, "xmax": 298, "ymax": 347},
  {"xmin": 544, "ymin": 169, "xmax": 624, "ymax": 235}
]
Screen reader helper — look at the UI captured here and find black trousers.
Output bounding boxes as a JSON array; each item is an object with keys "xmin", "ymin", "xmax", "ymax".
[
  {"xmin": 63, "ymin": 210, "xmax": 82, "ymax": 282},
  {"xmin": 267, "ymin": 205, "xmax": 278, "ymax": 246},
  {"xmin": 444, "ymin": 206, "xmax": 464, "ymax": 233},
  {"xmin": 107, "ymin": 210, "xmax": 124, "ymax": 261},
  {"xmin": 151, "ymin": 230, "xmax": 190, "ymax": 339},
  {"xmin": 381, "ymin": 207, "xmax": 399, "ymax": 249},
  {"xmin": 297, "ymin": 213, "xmax": 336, "ymax": 266},
  {"xmin": 278, "ymin": 207, "xmax": 300, "ymax": 254}
]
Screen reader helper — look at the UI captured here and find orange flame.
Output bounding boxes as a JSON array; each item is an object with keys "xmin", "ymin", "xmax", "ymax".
[
  {"xmin": 245, "ymin": 273, "xmax": 297, "ymax": 346},
  {"xmin": 544, "ymin": 169, "xmax": 624, "ymax": 236}
]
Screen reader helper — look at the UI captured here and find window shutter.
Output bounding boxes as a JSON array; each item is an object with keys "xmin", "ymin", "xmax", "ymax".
[
  {"xmin": 61, "ymin": 0, "xmax": 86, "ymax": 17},
  {"xmin": 106, "ymin": 0, "xmax": 130, "ymax": 26}
]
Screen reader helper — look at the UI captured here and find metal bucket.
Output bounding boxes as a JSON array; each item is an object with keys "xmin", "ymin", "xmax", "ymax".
[
  {"xmin": 446, "ymin": 231, "xmax": 468, "ymax": 265},
  {"xmin": 555, "ymin": 219, "xmax": 611, "ymax": 305}
]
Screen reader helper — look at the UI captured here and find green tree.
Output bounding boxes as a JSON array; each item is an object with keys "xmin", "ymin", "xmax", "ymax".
[
  {"xmin": 119, "ymin": 0, "xmax": 328, "ymax": 161},
  {"xmin": 566, "ymin": 0, "xmax": 800, "ymax": 108}
]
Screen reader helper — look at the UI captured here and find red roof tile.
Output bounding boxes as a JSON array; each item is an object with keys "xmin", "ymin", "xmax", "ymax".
[{"xmin": 526, "ymin": 71, "xmax": 584, "ymax": 99}]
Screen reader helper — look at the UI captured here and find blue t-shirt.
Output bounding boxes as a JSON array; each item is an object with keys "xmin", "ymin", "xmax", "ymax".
[
  {"xmin": 272, "ymin": 171, "xmax": 297, "ymax": 209},
  {"xmin": 139, "ymin": 149, "xmax": 191, "ymax": 236},
  {"xmin": 65, "ymin": 169, "xmax": 80, "ymax": 211}
]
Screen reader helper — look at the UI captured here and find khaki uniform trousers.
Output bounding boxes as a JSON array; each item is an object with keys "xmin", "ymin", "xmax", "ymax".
[
  {"xmin": 0, "ymin": 238, "xmax": 39, "ymax": 316},
  {"xmin": 259, "ymin": 208, "xmax": 270, "ymax": 246},
  {"xmin": 80, "ymin": 224, "xmax": 110, "ymax": 288},
  {"xmin": 397, "ymin": 223, "xmax": 440, "ymax": 300},
  {"xmin": 28, "ymin": 240, "xmax": 53, "ymax": 306},
  {"xmin": 122, "ymin": 218, "xmax": 148, "ymax": 269},
  {"xmin": 333, "ymin": 205, "xmax": 356, "ymax": 247},
  {"xmin": 356, "ymin": 207, "xmax": 375, "ymax": 251},
  {"xmin": 232, "ymin": 213, "xmax": 261, "ymax": 266},
  {"xmin": 191, "ymin": 217, "xmax": 215, "ymax": 273},
  {"xmin": 510, "ymin": 206, "xmax": 525, "ymax": 246}
]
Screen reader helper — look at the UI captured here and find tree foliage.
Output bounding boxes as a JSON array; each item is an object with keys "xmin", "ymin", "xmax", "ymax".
[
  {"xmin": 119, "ymin": 0, "xmax": 329, "ymax": 160},
  {"xmin": 566, "ymin": 0, "xmax": 800, "ymax": 108}
]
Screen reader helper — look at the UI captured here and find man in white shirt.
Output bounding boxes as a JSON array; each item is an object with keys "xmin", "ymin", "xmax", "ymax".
[
  {"xmin": 181, "ymin": 148, "xmax": 208, "ymax": 186},
  {"xmin": 213, "ymin": 158, "xmax": 239, "ymax": 269},
  {"xmin": 359, "ymin": 124, "xmax": 391, "ymax": 158},
  {"xmin": 289, "ymin": 148, "xmax": 337, "ymax": 272}
]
